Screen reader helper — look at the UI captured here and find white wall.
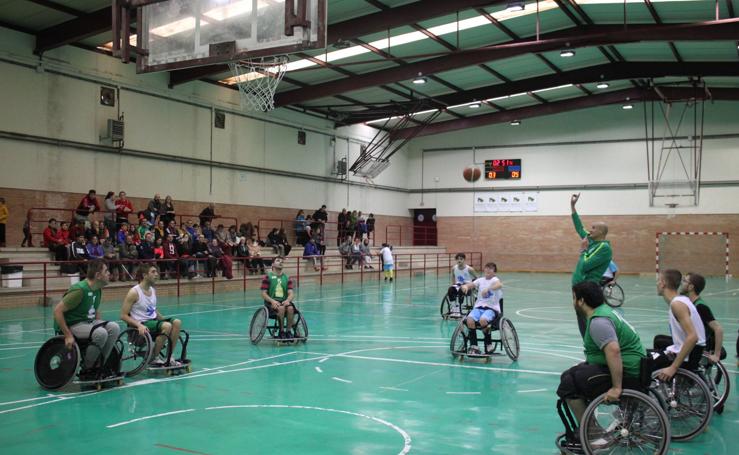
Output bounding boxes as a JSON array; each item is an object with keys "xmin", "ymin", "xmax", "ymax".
[
  {"xmin": 0, "ymin": 27, "xmax": 410, "ymax": 217},
  {"xmin": 407, "ymin": 101, "xmax": 739, "ymax": 216}
]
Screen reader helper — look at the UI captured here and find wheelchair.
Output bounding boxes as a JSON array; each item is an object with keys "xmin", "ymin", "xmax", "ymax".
[
  {"xmin": 647, "ymin": 367, "xmax": 714, "ymax": 441},
  {"xmin": 249, "ymin": 303, "xmax": 308, "ymax": 344},
  {"xmin": 119, "ymin": 323, "xmax": 191, "ymax": 376},
  {"xmin": 556, "ymin": 359, "xmax": 671, "ymax": 455},
  {"xmin": 449, "ymin": 299, "xmax": 519, "ymax": 361},
  {"xmin": 697, "ymin": 352, "xmax": 730, "ymax": 414},
  {"xmin": 440, "ymin": 285, "xmax": 477, "ymax": 319},
  {"xmin": 34, "ymin": 322, "xmax": 125, "ymax": 391},
  {"xmin": 601, "ymin": 280, "xmax": 624, "ymax": 308}
]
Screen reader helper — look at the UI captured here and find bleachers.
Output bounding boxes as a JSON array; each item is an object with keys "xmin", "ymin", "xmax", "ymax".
[{"xmin": 0, "ymin": 245, "xmax": 470, "ymax": 309}]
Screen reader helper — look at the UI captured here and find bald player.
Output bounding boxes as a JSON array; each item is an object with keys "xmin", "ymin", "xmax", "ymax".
[{"xmin": 570, "ymin": 193, "xmax": 613, "ymax": 337}]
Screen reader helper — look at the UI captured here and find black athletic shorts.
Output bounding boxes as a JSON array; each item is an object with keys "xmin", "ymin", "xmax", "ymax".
[{"xmin": 557, "ymin": 362, "xmax": 641, "ymax": 400}]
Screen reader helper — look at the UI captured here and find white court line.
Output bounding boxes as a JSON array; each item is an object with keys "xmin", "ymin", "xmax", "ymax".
[
  {"xmin": 332, "ymin": 377, "xmax": 352, "ymax": 384},
  {"xmin": 379, "ymin": 387, "xmax": 408, "ymax": 392},
  {"xmin": 106, "ymin": 409, "xmax": 195, "ymax": 428},
  {"xmin": 518, "ymin": 388, "xmax": 547, "ymax": 393},
  {"xmin": 0, "ymin": 354, "xmax": 25, "ymax": 361},
  {"xmin": 0, "ymin": 345, "xmax": 41, "ymax": 352},
  {"xmin": 315, "ymin": 366, "xmax": 323, "ymax": 373},
  {"xmin": 203, "ymin": 405, "xmax": 412, "ymax": 455},
  {"xmin": 446, "ymin": 391, "xmax": 480, "ymax": 395}
]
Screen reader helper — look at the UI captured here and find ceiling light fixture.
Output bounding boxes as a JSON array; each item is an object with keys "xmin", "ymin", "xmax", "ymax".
[
  {"xmin": 469, "ymin": 101, "xmax": 481, "ymax": 109},
  {"xmin": 506, "ymin": 1, "xmax": 526, "ymax": 13},
  {"xmin": 560, "ymin": 49, "xmax": 575, "ymax": 58},
  {"xmin": 510, "ymin": 120, "xmax": 521, "ymax": 126},
  {"xmin": 622, "ymin": 103, "xmax": 634, "ymax": 110},
  {"xmin": 412, "ymin": 73, "xmax": 427, "ymax": 84},
  {"xmin": 596, "ymin": 82, "xmax": 609, "ymax": 89}
]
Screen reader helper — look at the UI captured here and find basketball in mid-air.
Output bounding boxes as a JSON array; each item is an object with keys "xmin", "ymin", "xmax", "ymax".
[{"xmin": 463, "ymin": 166, "xmax": 481, "ymax": 182}]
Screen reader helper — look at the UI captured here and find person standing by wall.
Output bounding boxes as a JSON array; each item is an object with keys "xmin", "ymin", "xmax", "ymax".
[{"xmin": 0, "ymin": 197, "xmax": 8, "ymax": 247}]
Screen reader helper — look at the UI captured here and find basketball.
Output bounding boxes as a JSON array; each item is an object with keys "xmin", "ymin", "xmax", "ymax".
[{"xmin": 463, "ymin": 166, "xmax": 481, "ymax": 182}]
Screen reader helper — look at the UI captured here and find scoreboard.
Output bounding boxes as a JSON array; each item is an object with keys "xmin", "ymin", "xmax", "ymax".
[{"xmin": 484, "ymin": 159, "xmax": 521, "ymax": 180}]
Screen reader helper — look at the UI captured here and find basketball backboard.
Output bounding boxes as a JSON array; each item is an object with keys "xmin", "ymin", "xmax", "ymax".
[{"xmin": 124, "ymin": 0, "xmax": 326, "ymax": 73}]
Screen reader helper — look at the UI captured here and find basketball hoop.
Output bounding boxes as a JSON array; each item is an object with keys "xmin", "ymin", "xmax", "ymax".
[{"xmin": 228, "ymin": 55, "xmax": 289, "ymax": 111}]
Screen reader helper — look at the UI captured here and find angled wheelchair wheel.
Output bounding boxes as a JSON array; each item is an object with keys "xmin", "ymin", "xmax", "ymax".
[
  {"xmin": 580, "ymin": 389, "xmax": 670, "ymax": 455},
  {"xmin": 440, "ymin": 295, "xmax": 452, "ymax": 319},
  {"xmin": 117, "ymin": 328, "xmax": 152, "ymax": 377},
  {"xmin": 499, "ymin": 317, "xmax": 520, "ymax": 361},
  {"xmin": 701, "ymin": 358, "xmax": 730, "ymax": 414},
  {"xmin": 450, "ymin": 321, "xmax": 468, "ymax": 358},
  {"xmin": 249, "ymin": 306, "xmax": 269, "ymax": 344},
  {"xmin": 651, "ymin": 368, "xmax": 713, "ymax": 441},
  {"xmin": 603, "ymin": 283, "xmax": 625, "ymax": 308},
  {"xmin": 293, "ymin": 311, "xmax": 309, "ymax": 342},
  {"xmin": 34, "ymin": 336, "xmax": 81, "ymax": 390}
]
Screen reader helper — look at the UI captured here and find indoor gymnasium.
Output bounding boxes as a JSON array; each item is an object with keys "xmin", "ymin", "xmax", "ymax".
[{"xmin": 0, "ymin": 1, "xmax": 737, "ymax": 454}]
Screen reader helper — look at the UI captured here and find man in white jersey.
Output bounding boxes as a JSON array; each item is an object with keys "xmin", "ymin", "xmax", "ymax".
[
  {"xmin": 652, "ymin": 269, "xmax": 706, "ymax": 381},
  {"xmin": 460, "ymin": 262, "xmax": 502, "ymax": 354},
  {"xmin": 120, "ymin": 264, "xmax": 184, "ymax": 367},
  {"xmin": 448, "ymin": 253, "xmax": 477, "ymax": 316},
  {"xmin": 380, "ymin": 243, "xmax": 394, "ymax": 282}
]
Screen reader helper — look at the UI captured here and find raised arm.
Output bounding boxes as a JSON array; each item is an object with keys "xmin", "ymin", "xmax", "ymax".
[{"xmin": 570, "ymin": 193, "xmax": 588, "ymax": 239}]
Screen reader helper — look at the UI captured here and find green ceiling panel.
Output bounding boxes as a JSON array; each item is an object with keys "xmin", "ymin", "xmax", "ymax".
[
  {"xmin": 673, "ymin": 41, "xmax": 739, "ymax": 61},
  {"xmin": 485, "ymin": 54, "xmax": 553, "ymax": 81},
  {"xmin": 578, "ymin": 3, "xmax": 654, "ymax": 24},
  {"xmin": 609, "ymin": 42, "xmax": 678, "ymax": 61}
]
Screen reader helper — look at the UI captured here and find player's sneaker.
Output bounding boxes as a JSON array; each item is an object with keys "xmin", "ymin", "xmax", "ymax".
[{"xmin": 467, "ymin": 346, "xmax": 481, "ymax": 355}]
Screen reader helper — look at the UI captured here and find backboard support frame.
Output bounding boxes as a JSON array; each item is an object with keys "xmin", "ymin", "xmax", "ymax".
[{"xmin": 113, "ymin": 0, "xmax": 327, "ymax": 74}]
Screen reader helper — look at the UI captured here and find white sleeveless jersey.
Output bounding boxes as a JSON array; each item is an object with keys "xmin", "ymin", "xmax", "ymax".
[
  {"xmin": 129, "ymin": 284, "xmax": 157, "ymax": 322},
  {"xmin": 452, "ymin": 264, "xmax": 475, "ymax": 284},
  {"xmin": 667, "ymin": 295, "xmax": 706, "ymax": 354},
  {"xmin": 473, "ymin": 276, "xmax": 502, "ymax": 313}
]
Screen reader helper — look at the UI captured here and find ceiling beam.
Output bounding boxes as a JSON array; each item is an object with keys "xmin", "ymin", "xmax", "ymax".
[
  {"xmin": 391, "ymin": 87, "xmax": 739, "ymax": 140},
  {"xmin": 328, "ymin": 1, "xmax": 505, "ymax": 44},
  {"xmin": 274, "ymin": 19, "xmax": 739, "ymax": 107},
  {"xmin": 341, "ymin": 61, "xmax": 739, "ymax": 123},
  {"xmin": 27, "ymin": 0, "xmax": 84, "ymax": 17},
  {"xmin": 35, "ymin": 7, "xmax": 117, "ymax": 54},
  {"xmin": 168, "ymin": 0, "xmax": 506, "ymax": 86},
  {"xmin": 643, "ymin": 0, "xmax": 683, "ymax": 62}
]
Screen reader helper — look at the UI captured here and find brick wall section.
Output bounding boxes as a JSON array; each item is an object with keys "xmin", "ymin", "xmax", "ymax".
[
  {"xmin": 438, "ymin": 214, "xmax": 739, "ymax": 275},
  {"xmin": 0, "ymin": 186, "xmax": 412, "ymax": 247}
]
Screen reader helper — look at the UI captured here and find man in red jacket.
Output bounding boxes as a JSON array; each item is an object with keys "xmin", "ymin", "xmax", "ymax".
[{"xmin": 43, "ymin": 218, "xmax": 66, "ymax": 260}]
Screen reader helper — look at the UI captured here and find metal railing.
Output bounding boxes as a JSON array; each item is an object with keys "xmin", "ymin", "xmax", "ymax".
[
  {"xmin": 0, "ymin": 251, "xmax": 483, "ymax": 301},
  {"xmin": 257, "ymin": 218, "xmax": 376, "ymax": 246}
]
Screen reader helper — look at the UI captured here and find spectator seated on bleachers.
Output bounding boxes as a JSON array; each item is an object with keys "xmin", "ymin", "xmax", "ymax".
[
  {"xmin": 175, "ymin": 234, "xmax": 196, "ymax": 279},
  {"xmin": 86, "ymin": 220, "xmax": 108, "ymax": 243},
  {"xmin": 74, "ymin": 189, "xmax": 100, "ymax": 225},
  {"xmin": 208, "ymin": 238, "xmax": 233, "ymax": 280},
  {"xmin": 199, "ymin": 203, "xmax": 216, "ymax": 227},
  {"xmin": 43, "ymin": 218, "xmax": 66, "ymax": 261},
  {"xmin": 85, "ymin": 235, "xmax": 104, "ymax": 260},
  {"xmin": 234, "ymin": 237, "xmax": 252, "ymax": 274},
  {"xmin": 277, "ymin": 228, "xmax": 292, "ymax": 256},
  {"xmin": 137, "ymin": 232, "xmax": 156, "ymax": 263},
  {"xmin": 116, "ymin": 235, "xmax": 138, "ymax": 281},
  {"xmin": 339, "ymin": 238, "xmax": 353, "ymax": 269},
  {"xmin": 247, "ymin": 236, "xmax": 266, "ymax": 274},
  {"xmin": 160, "ymin": 195, "xmax": 175, "ymax": 226},
  {"xmin": 192, "ymin": 234, "xmax": 213, "ymax": 278},
  {"xmin": 303, "ymin": 238, "xmax": 323, "ymax": 272},
  {"xmin": 101, "ymin": 237, "xmax": 120, "ymax": 282},
  {"xmin": 295, "ymin": 210, "xmax": 307, "ymax": 246},
  {"xmin": 146, "ymin": 193, "xmax": 162, "ymax": 225},
  {"xmin": 114, "ymin": 191, "xmax": 134, "ymax": 226},
  {"xmin": 154, "ymin": 220, "xmax": 166, "ymax": 241},
  {"xmin": 202, "ymin": 221, "xmax": 215, "ymax": 241},
  {"xmin": 58, "ymin": 222, "xmax": 71, "ymax": 246},
  {"xmin": 62, "ymin": 233, "xmax": 89, "ymax": 276},
  {"xmin": 360, "ymin": 238, "xmax": 374, "ymax": 269}
]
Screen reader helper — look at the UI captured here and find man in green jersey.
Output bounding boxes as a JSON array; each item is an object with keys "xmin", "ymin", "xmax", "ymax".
[
  {"xmin": 557, "ymin": 281, "xmax": 646, "ymax": 424},
  {"xmin": 570, "ymin": 194, "xmax": 613, "ymax": 337},
  {"xmin": 260, "ymin": 259, "xmax": 295, "ymax": 339},
  {"xmin": 53, "ymin": 259, "xmax": 120, "ymax": 372}
]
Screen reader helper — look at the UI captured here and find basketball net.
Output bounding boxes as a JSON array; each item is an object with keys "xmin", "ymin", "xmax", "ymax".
[{"xmin": 228, "ymin": 55, "xmax": 289, "ymax": 111}]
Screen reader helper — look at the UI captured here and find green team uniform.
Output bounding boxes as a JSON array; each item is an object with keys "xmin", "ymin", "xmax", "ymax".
[
  {"xmin": 584, "ymin": 305, "xmax": 646, "ymax": 378},
  {"xmin": 266, "ymin": 272, "xmax": 289, "ymax": 302},
  {"xmin": 571, "ymin": 212, "xmax": 613, "ymax": 285},
  {"xmin": 54, "ymin": 280, "xmax": 101, "ymax": 331}
]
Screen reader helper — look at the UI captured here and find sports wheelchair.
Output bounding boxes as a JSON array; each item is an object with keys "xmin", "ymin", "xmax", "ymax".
[
  {"xmin": 697, "ymin": 352, "xmax": 730, "ymax": 414},
  {"xmin": 34, "ymin": 322, "xmax": 125, "ymax": 391},
  {"xmin": 440, "ymin": 285, "xmax": 477, "ymax": 319},
  {"xmin": 119, "ymin": 322, "xmax": 191, "ymax": 377},
  {"xmin": 647, "ymin": 366, "xmax": 713, "ymax": 441},
  {"xmin": 601, "ymin": 280, "xmax": 624, "ymax": 308},
  {"xmin": 249, "ymin": 303, "xmax": 308, "ymax": 344},
  {"xmin": 449, "ymin": 299, "xmax": 519, "ymax": 361},
  {"xmin": 556, "ymin": 358, "xmax": 672, "ymax": 455}
]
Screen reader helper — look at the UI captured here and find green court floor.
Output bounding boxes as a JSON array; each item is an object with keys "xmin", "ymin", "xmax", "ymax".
[{"xmin": 1, "ymin": 273, "xmax": 737, "ymax": 454}]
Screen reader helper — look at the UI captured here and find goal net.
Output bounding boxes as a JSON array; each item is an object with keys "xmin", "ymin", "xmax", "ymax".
[{"xmin": 656, "ymin": 232, "xmax": 730, "ymax": 279}]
